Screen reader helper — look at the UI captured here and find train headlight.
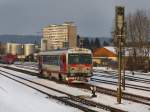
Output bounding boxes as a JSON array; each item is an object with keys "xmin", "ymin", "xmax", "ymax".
[{"xmin": 66, "ymin": 77, "xmax": 68, "ymax": 81}]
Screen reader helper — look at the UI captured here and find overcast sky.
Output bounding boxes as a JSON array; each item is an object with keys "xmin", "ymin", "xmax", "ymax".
[{"xmin": 0, "ymin": 0, "xmax": 150, "ymax": 37}]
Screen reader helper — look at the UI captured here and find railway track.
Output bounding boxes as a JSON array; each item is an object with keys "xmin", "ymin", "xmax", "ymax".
[
  {"xmin": 91, "ymin": 77, "xmax": 150, "ymax": 92},
  {"xmin": 1, "ymin": 65, "xmax": 150, "ymax": 107},
  {"xmin": 86, "ymin": 82, "xmax": 150, "ymax": 106},
  {"xmin": 0, "ymin": 68, "xmax": 126, "ymax": 112},
  {"xmin": 88, "ymin": 80, "xmax": 150, "ymax": 106},
  {"xmin": 93, "ymin": 70, "xmax": 150, "ymax": 84},
  {"xmin": 13, "ymin": 65, "xmax": 150, "ymax": 83},
  {"xmin": 14, "ymin": 65, "xmax": 38, "ymax": 71}
]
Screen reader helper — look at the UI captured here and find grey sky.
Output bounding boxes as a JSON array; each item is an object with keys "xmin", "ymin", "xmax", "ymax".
[{"xmin": 0, "ymin": 0, "xmax": 150, "ymax": 37}]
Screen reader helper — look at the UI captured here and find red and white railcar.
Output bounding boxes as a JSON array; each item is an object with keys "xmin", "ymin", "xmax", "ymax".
[
  {"xmin": 38, "ymin": 48, "xmax": 92, "ymax": 83},
  {"xmin": 2, "ymin": 54, "xmax": 17, "ymax": 64}
]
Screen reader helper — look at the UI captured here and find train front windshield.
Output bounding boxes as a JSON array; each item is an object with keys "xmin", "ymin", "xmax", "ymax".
[{"xmin": 68, "ymin": 54, "xmax": 92, "ymax": 64}]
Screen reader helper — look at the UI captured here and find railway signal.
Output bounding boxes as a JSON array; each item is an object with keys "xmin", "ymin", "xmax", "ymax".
[{"xmin": 115, "ymin": 6, "xmax": 125, "ymax": 104}]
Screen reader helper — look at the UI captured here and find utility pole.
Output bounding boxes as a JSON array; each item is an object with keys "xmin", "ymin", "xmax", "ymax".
[
  {"xmin": 122, "ymin": 22, "xmax": 126, "ymax": 90},
  {"xmin": 115, "ymin": 6, "xmax": 125, "ymax": 104},
  {"xmin": 122, "ymin": 47, "xmax": 125, "ymax": 90}
]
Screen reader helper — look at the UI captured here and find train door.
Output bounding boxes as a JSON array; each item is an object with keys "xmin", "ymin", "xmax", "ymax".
[{"xmin": 60, "ymin": 54, "xmax": 66, "ymax": 72}]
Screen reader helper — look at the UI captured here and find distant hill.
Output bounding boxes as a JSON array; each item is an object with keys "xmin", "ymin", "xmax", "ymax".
[
  {"xmin": 0, "ymin": 35, "xmax": 41, "ymax": 44},
  {"xmin": 0, "ymin": 35, "xmax": 112, "ymax": 46}
]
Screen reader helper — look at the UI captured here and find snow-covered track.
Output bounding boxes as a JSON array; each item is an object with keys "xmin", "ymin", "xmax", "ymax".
[
  {"xmin": 91, "ymin": 77, "xmax": 150, "ymax": 92},
  {"xmin": 15, "ymin": 65, "xmax": 38, "ymax": 70},
  {"xmin": 2, "ymin": 65, "xmax": 150, "ymax": 107},
  {"xmin": 2, "ymin": 65, "xmax": 39, "ymax": 76},
  {"xmin": 93, "ymin": 69, "xmax": 150, "ymax": 84},
  {"xmin": 86, "ymin": 82, "xmax": 150, "ymax": 106},
  {"xmin": 94, "ymin": 73, "xmax": 150, "ymax": 84},
  {"xmin": 0, "ymin": 69, "xmax": 126, "ymax": 112},
  {"xmin": 14, "ymin": 64, "xmax": 38, "ymax": 71}
]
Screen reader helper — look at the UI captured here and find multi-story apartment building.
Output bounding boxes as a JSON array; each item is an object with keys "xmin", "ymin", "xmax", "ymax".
[{"xmin": 41, "ymin": 22, "xmax": 77, "ymax": 51}]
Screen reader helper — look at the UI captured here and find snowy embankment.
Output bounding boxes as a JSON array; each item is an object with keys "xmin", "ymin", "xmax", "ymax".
[
  {"xmin": 0, "ymin": 74, "xmax": 81, "ymax": 112},
  {"xmin": 0, "ymin": 66, "xmax": 150, "ymax": 112}
]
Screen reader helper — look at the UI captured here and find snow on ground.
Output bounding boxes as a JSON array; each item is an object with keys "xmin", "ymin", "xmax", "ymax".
[
  {"xmin": 91, "ymin": 67, "xmax": 150, "ymax": 97},
  {"xmin": 0, "ymin": 64, "xmax": 38, "ymax": 73},
  {"xmin": 92, "ymin": 72, "xmax": 150, "ymax": 90},
  {"xmin": 0, "ymin": 73, "xmax": 82, "ymax": 112},
  {"xmin": 91, "ymin": 93, "xmax": 150, "ymax": 112},
  {"xmin": 10, "ymin": 63, "xmax": 150, "ymax": 98},
  {"xmin": 0, "ymin": 67, "xmax": 90, "ymax": 96},
  {"xmin": 0, "ymin": 66, "xmax": 150, "ymax": 112},
  {"xmin": 93, "ymin": 67, "xmax": 150, "ymax": 75},
  {"xmin": 89, "ymin": 80, "xmax": 150, "ymax": 98},
  {"xmin": 93, "ymin": 67, "xmax": 116, "ymax": 72},
  {"xmin": 125, "ymin": 70, "xmax": 150, "ymax": 79}
]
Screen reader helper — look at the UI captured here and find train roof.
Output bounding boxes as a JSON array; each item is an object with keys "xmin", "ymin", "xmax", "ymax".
[{"xmin": 39, "ymin": 48, "xmax": 91, "ymax": 55}]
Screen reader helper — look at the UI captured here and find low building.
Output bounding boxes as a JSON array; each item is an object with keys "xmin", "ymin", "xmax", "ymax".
[
  {"xmin": 93, "ymin": 46, "xmax": 150, "ymax": 71},
  {"xmin": 93, "ymin": 47, "xmax": 117, "ymax": 66}
]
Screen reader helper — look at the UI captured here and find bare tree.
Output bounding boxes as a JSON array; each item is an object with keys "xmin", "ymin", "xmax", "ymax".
[{"xmin": 126, "ymin": 9, "xmax": 150, "ymax": 71}]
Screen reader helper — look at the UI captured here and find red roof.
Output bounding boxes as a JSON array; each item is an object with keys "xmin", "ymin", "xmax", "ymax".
[{"xmin": 93, "ymin": 47, "xmax": 117, "ymax": 57}]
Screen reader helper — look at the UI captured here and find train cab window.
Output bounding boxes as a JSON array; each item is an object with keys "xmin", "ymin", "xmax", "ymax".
[
  {"xmin": 68, "ymin": 54, "xmax": 79, "ymax": 64},
  {"xmin": 68, "ymin": 54, "xmax": 92, "ymax": 64},
  {"xmin": 80, "ymin": 54, "xmax": 92, "ymax": 64}
]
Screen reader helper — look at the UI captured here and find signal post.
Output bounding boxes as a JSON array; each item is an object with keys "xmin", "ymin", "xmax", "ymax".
[{"xmin": 115, "ymin": 6, "xmax": 125, "ymax": 104}]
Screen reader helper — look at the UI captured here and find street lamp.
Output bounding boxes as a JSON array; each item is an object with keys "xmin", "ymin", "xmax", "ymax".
[{"xmin": 115, "ymin": 6, "xmax": 125, "ymax": 104}]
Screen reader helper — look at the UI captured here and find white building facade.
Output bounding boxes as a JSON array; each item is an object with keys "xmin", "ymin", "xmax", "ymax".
[{"xmin": 41, "ymin": 22, "xmax": 77, "ymax": 51}]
